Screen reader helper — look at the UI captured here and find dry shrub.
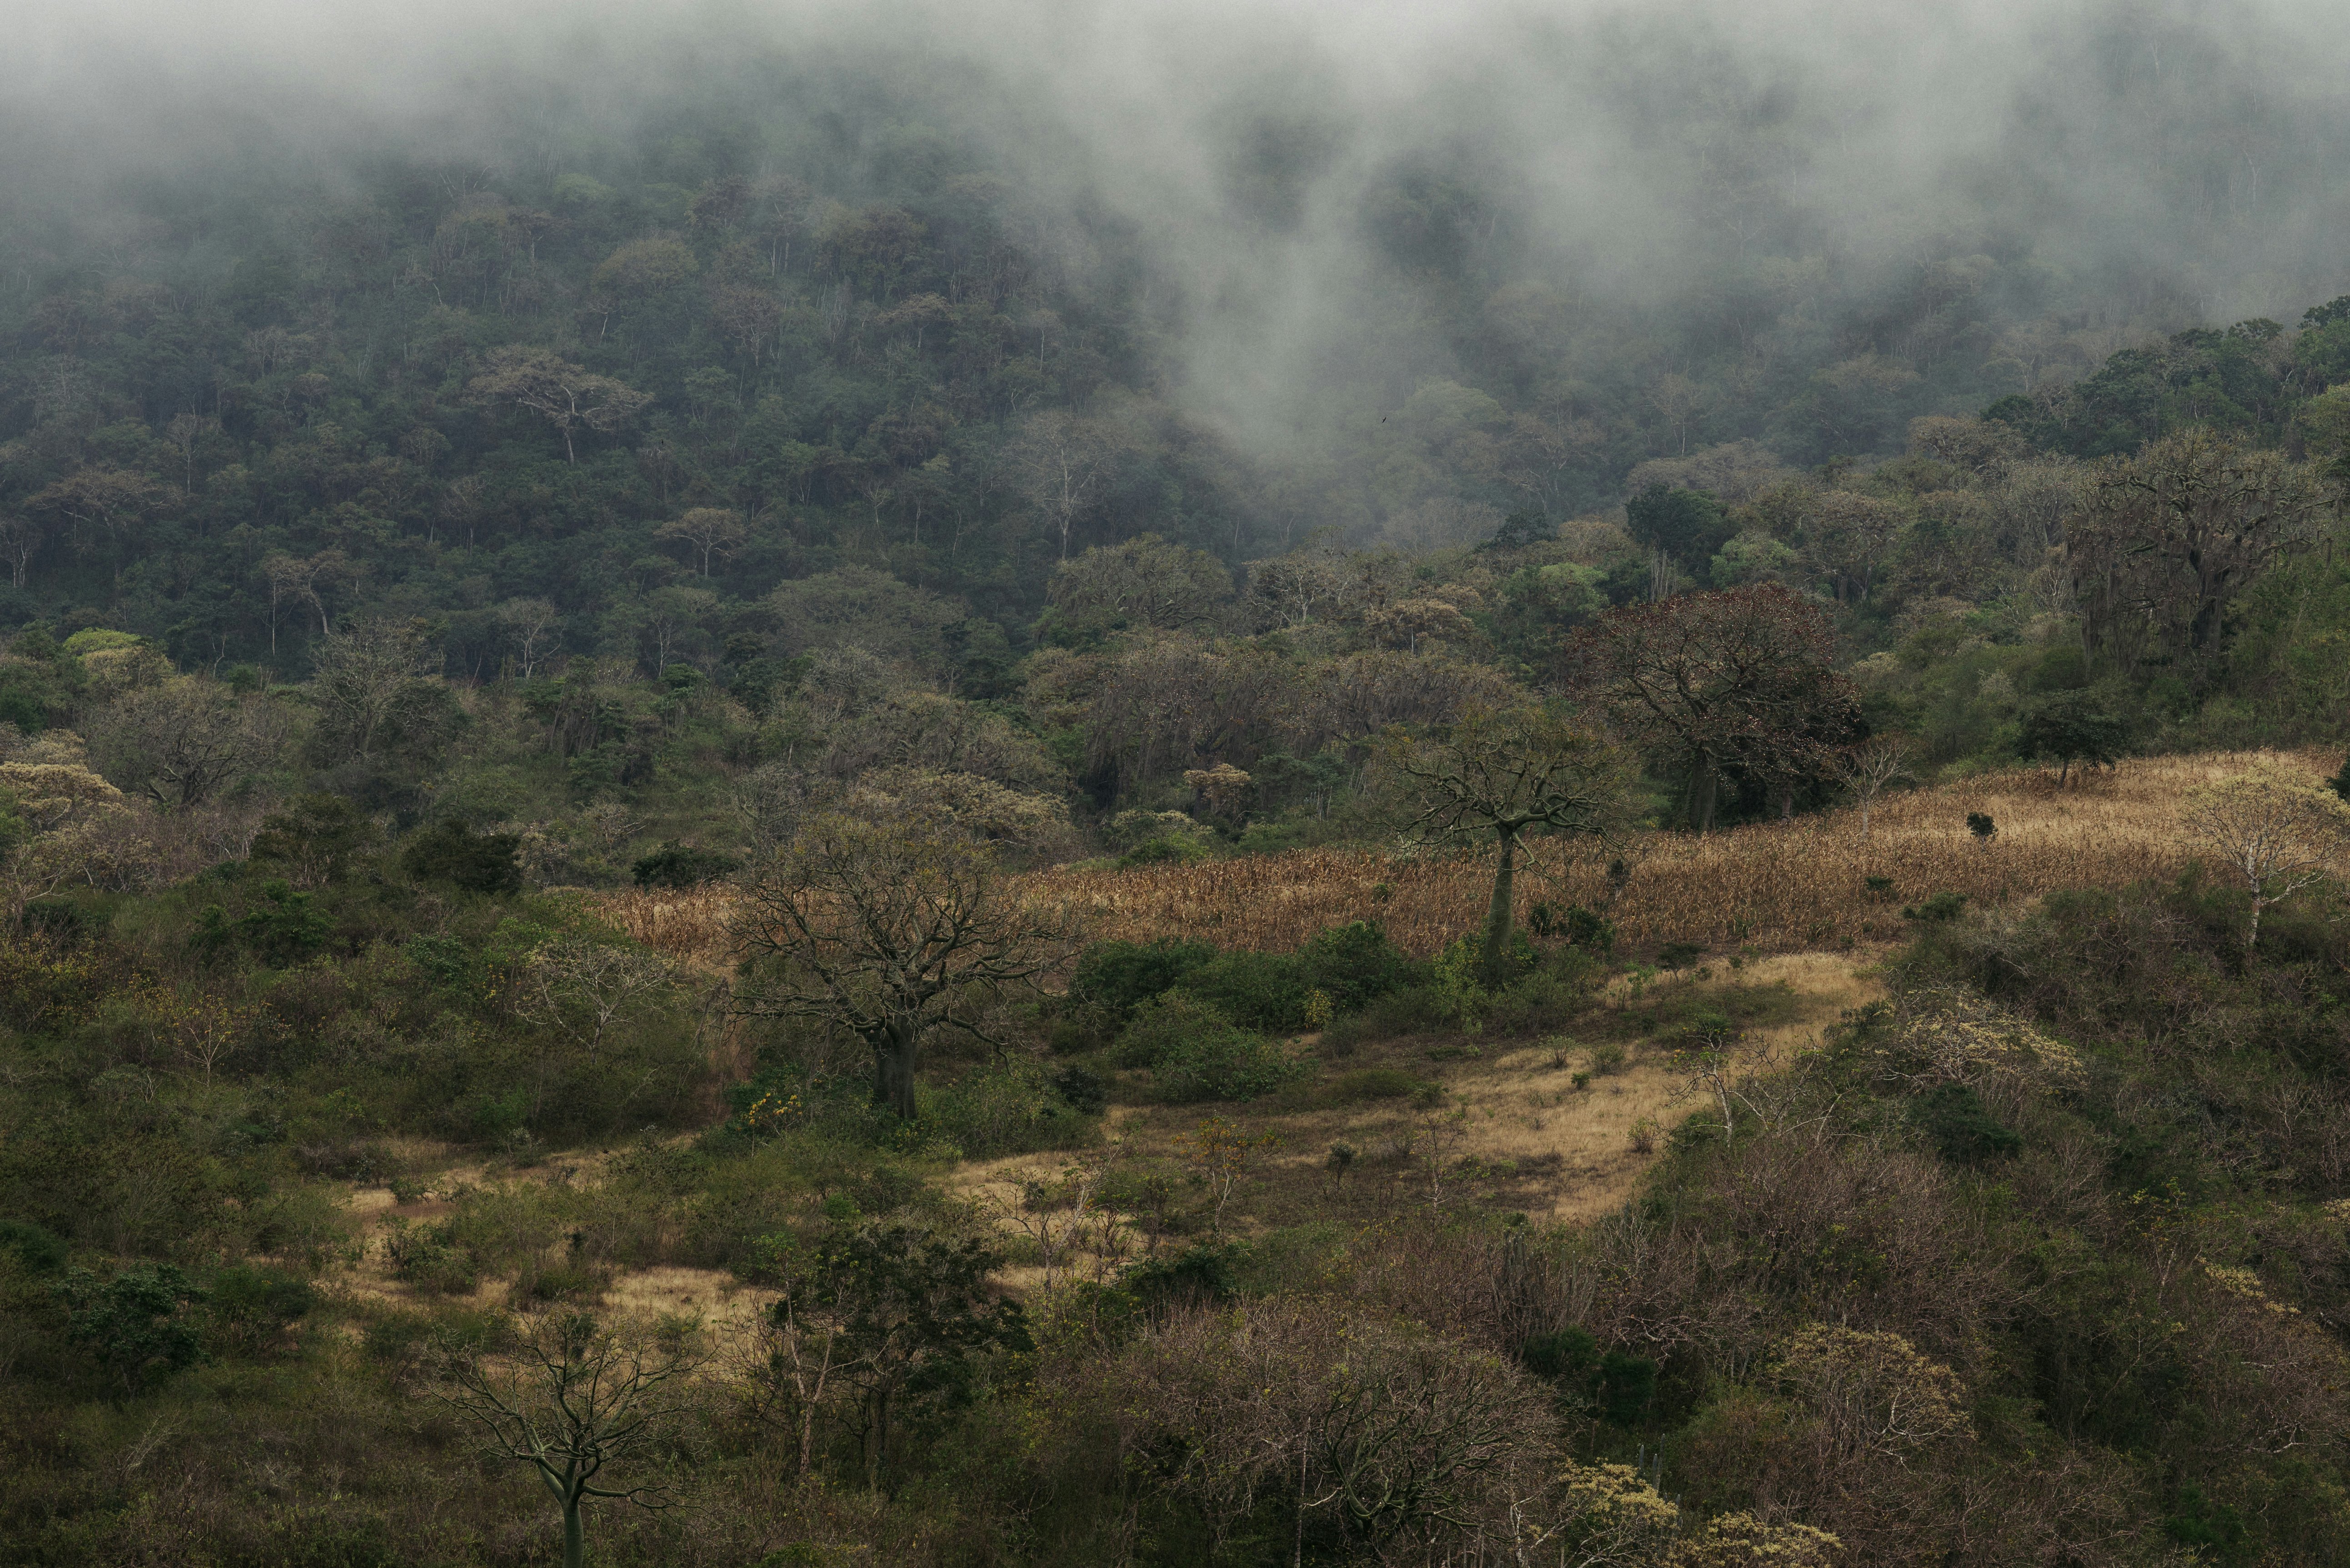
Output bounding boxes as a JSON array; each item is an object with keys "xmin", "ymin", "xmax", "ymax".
[{"xmin": 1100, "ymin": 1296, "xmax": 1557, "ymax": 1560}]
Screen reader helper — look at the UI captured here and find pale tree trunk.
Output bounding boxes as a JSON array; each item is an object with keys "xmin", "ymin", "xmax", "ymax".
[{"xmin": 1480, "ymin": 828, "xmax": 1520, "ymax": 987}]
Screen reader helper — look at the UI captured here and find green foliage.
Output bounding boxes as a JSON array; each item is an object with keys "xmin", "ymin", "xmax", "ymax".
[
  {"xmin": 1068, "ymin": 937, "xmax": 1218, "ymax": 1025},
  {"xmin": 1115, "ymin": 994, "xmax": 1312, "ymax": 1102},
  {"xmin": 1910, "ymin": 1082, "xmax": 2023, "ymax": 1164},
  {"xmin": 1903, "ymin": 890, "xmax": 1970, "ymax": 923},
  {"xmin": 197, "ymin": 879, "xmax": 331, "ymax": 966},
  {"xmin": 206, "ymin": 1264, "xmax": 316, "ymax": 1355},
  {"xmin": 1294, "ymin": 920, "xmax": 1419, "ymax": 1012},
  {"xmin": 1521, "ymin": 1327, "xmax": 1659, "ymax": 1425},
  {"xmin": 0, "ymin": 1218, "xmax": 67, "ymax": 1272},
  {"xmin": 1171, "ymin": 950, "xmax": 1311, "ymax": 1031},
  {"xmin": 59, "ymin": 1263, "xmax": 206, "ymax": 1390},
  {"xmin": 1625, "ymin": 485, "xmax": 1734, "ymax": 570},
  {"xmin": 925, "ymin": 1059, "xmax": 1098, "ymax": 1159},
  {"xmin": 398, "ymin": 819, "xmax": 523, "ymax": 895},
  {"xmin": 249, "ymin": 794, "xmax": 381, "ymax": 886},
  {"xmin": 1529, "ymin": 900, "xmax": 1616, "ymax": 952},
  {"xmin": 2016, "ymin": 691, "xmax": 2131, "ymax": 777},
  {"xmin": 629, "ymin": 842, "xmax": 740, "ymax": 888}
]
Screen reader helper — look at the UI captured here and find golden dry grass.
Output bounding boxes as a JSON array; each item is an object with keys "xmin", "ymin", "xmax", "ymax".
[
  {"xmin": 1018, "ymin": 749, "xmax": 2328, "ymax": 956},
  {"xmin": 588, "ymin": 751, "xmax": 2325, "ymax": 963}
]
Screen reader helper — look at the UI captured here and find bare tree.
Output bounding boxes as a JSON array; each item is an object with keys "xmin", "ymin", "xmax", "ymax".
[
  {"xmin": 2068, "ymin": 430, "xmax": 2326, "ymax": 669},
  {"xmin": 435, "ymin": 1312, "xmax": 700, "ymax": 1568},
  {"xmin": 1832, "ymin": 734, "xmax": 1912, "ymax": 840},
  {"xmin": 0, "ymin": 514, "xmax": 40, "ymax": 588},
  {"xmin": 498, "ymin": 597, "xmax": 563, "ymax": 680},
  {"xmin": 732, "ymin": 809, "xmax": 1068, "ymax": 1118},
  {"xmin": 1048, "ymin": 534, "xmax": 1233, "ymax": 629},
  {"xmin": 2183, "ymin": 762, "xmax": 2350, "ymax": 950},
  {"xmin": 86, "ymin": 676, "xmax": 279, "ymax": 809},
  {"xmin": 656, "ymin": 508, "xmax": 747, "ymax": 577},
  {"xmin": 307, "ymin": 618, "xmax": 442, "ymax": 762},
  {"xmin": 514, "ymin": 937, "xmax": 671, "ymax": 1054},
  {"xmin": 1565, "ymin": 584, "xmax": 1860, "ymax": 834},
  {"xmin": 1009, "ymin": 409, "xmax": 1113, "ymax": 561},
  {"xmin": 1381, "ymin": 703, "xmax": 1632, "ymax": 985}
]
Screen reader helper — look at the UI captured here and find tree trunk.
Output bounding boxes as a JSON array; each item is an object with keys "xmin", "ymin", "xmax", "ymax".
[
  {"xmin": 1479, "ymin": 828, "xmax": 1521, "ymax": 987},
  {"xmin": 562, "ymin": 1497, "xmax": 585, "ymax": 1568},
  {"xmin": 1688, "ymin": 754, "xmax": 1719, "ymax": 834},
  {"xmin": 872, "ymin": 1019, "xmax": 920, "ymax": 1120}
]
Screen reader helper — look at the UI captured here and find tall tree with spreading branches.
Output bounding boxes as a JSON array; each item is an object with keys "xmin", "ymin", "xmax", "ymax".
[
  {"xmin": 2183, "ymin": 763, "xmax": 2350, "ymax": 951},
  {"xmin": 1381, "ymin": 703, "xmax": 1632, "ymax": 986},
  {"xmin": 435, "ymin": 1312, "xmax": 700, "ymax": 1568},
  {"xmin": 731, "ymin": 804, "xmax": 1067, "ymax": 1117},
  {"xmin": 1564, "ymin": 584, "xmax": 1858, "ymax": 833}
]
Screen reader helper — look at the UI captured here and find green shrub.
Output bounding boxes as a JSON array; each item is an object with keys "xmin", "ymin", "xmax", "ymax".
[
  {"xmin": 1296, "ymin": 920, "xmax": 1419, "ymax": 1012},
  {"xmin": 60, "ymin": 1264, "xmax": 207, "ymax": 1391},
  {"xmin": 382, "ymin": 1219, "xmax": 478, "ymax": 1294},
  {"xmin": 207, "ymin": 1264, "xmax": 315, "ymax": 1356},
  {"xmin": 1172, "ymin": 950, "xmax": 1311, "ymax": 1031},
  {"xmin": 630, "ymin": 843, "xmax": 740, "ymax": 888},
  {"xmin": 1069, "ymin": 937, "xmax": 1218, "ymax": 1024},
  {"xmin": 1912, "ymin": 1082, "xmax": 2022, "ymax": 1164},
  {"xmin": 1118, "ymin": 834, "xmax": 1210, "ymax": 868},
  {"xmin": 1155, "ymin": 1030, "xmax": 1313, "ymax": 1103},
  {"xmin": 1319, "ymin": 985, "xmax": 1459, "ymax": 1050},
  {"xmin": 1123, "ymin": 1241, "xmax": 1250, "ymax": 1307},
  {"xmin": 927, "ymin": 1059, "xmax": 1099, "ymax": 1158},
  {"xmin": 1903, "ymin": 890, "xmax": 1970, "ymax": 923},
  {"xmin": 1118, "ymin": 995, "xmax": 1311, "ymax": 1101},
  {"xmin": 398, "ymin": 819, "xmax": 522, "ymax": 895},
  {"xmin": 1530, "ymin": 902, "xmax": 1616, "ymax": 953}
]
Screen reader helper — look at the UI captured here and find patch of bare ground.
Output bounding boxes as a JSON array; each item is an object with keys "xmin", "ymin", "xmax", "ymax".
[
  {"xmin": 328, "ymin": 1140, "xmax": 772, "ymax": 1343},
  {"xmin": 959, "ymin": 952, "xmax": 1887, "ymax": 1291}
]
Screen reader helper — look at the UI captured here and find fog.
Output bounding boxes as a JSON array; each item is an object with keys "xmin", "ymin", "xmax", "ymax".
[{"xmin": 8, "ymin": 0, "xmax": 2350, "ymax": 455}]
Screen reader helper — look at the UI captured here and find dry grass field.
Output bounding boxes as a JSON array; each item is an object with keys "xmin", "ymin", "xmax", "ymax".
[{"xmin": 597, "ymin": 750, "xmax": 2327, "ymax": 964}]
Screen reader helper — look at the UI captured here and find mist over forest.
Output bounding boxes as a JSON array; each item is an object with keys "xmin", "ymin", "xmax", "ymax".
[{"xmin": 9, "ymin": 5, "xmax": 2350, "ymax": 1568}]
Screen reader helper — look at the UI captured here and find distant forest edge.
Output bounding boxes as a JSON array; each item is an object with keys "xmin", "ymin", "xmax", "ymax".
[{"xmin": 3, "ymin": 75, "xmax": 2350, "ymax": 852}]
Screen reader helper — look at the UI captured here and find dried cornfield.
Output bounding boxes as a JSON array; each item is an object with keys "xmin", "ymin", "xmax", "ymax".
[
  {"xmin": 589, "ymin": 885, "xmax": 735, "ymax": 965},
  {"xmin": 1021, "ymin": 749, "xmax": 2330, "ymax": 957},
  {"xmin": 594, "ymin": 750, "xmax": 2333, "ymax": 963}
]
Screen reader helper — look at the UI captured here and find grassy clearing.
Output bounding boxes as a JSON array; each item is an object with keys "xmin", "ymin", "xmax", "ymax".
[
  {"xmin": 597, "ymin": 750, "xmax": 2319, "ymax": 965},
  {"xmin": 1014, "ymin": 749, "xmax": 2325, "ymax": 957}
]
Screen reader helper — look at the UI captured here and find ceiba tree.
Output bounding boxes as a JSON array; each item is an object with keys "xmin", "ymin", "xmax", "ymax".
[
  {"xmin": 733, "ymin": 803, "xmax": 1065, "ymax": 1118},
  {"xmin": 1382, "ymin": 702, "xmax": 1632, "ymax": 985},
  {"xmin": 436, "ymin": 1312, "xmax": 698, "ymax": 1568},
  {"xmin": 1564, "ymin": 583, "xmax": 1858, "ymax": 833}
]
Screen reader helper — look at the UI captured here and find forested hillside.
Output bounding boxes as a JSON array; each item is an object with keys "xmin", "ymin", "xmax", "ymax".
[{"xmin": 7, "ymin": 5, "xmax": 2350, "ymax": 1566}]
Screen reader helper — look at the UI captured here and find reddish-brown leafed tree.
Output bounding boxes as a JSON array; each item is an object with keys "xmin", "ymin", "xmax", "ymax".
[{"xmin": 1563, "ymin": 584, "xmax": 1859, "ymax": 833}]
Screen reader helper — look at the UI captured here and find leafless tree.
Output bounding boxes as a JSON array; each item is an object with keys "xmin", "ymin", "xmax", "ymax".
[
  {"xmin": 435, "ymin": 1312, "xmax": 701, "ymax": 1568},
  {"xmin": 1382, "ymin": 703, "xmax": 1633, "ymax": 985},
  {"xmin": 731, "ymin": 808, "xmax": 1069, "ymax": 1117},
  {"xmin": 498, "ymin": 597, "xmax": 562, "ymax": 680},
  {"xmin": 1832, "ymin": 734, "xmax": 1913, "ymax": 840}
]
